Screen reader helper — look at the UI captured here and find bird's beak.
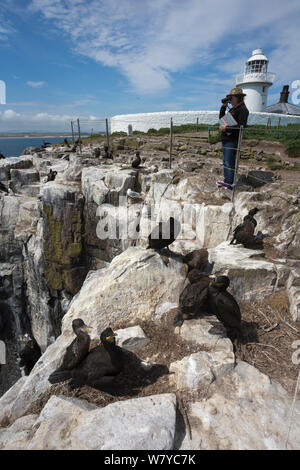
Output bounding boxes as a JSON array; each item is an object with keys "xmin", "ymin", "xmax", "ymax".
[{"xmin": 105, "ymin": 335, "xmax": 116, "ymax": 342}]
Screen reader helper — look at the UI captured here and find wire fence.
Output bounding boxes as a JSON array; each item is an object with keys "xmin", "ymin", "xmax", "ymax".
[{"xmin": 68, "ymin": 116, "xmax": 300, "ymax": 200}]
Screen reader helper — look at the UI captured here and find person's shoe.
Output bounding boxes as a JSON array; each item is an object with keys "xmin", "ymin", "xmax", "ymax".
[
  {"xmin": 222, "ymin": 184, "xmax": 233, "ymax": 190},
  {"xmin": 216, "ymin": 180, "xmax": 226, "ymax": 187}
]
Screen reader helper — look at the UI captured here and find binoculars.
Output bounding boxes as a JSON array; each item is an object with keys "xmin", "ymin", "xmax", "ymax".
[{"xmin": 222, "ymin": 94, "xmax": 232, "ymax": 105}]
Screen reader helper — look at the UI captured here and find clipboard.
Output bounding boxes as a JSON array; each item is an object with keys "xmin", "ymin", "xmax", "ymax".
[{"xmin": 219, "ymin": 112, "xmax": 238, "ymax": 127}]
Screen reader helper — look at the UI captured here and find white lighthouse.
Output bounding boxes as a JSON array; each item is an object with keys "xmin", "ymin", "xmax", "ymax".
[{"xmin": 236, "ymin": 48, "xmax": 275, "ymax": 112}]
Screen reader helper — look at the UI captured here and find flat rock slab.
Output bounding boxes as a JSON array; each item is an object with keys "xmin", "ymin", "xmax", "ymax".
[
  {"xmin": 208, "ymin": 241, "xmax": 280, "ymax": 301},
  {"xmin": 115, "ymin": 325, "xmax": 150, "ymax": 351},
  {"xmin": 175, "ymin": 317, "xmax": 233, "ymax": 353},
  {"xmin": 0, "ymin": 414, "xmax": 38, "ymax": 450},
  {"xmin": 180, "ymin": 361, "xmax": 300, "ymax": 450},
  {"xmin": 28, "ymin": 393, "xmax": 177, "ymax": 450},
  {"xmin": 170, "ymin": 349, "xmax": 235, "ymax": 389}
]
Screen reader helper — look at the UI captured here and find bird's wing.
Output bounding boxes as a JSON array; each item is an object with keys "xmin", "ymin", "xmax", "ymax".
[
  {"xmin": 233, "ymin": 223, "xmax": 244, "ymax": 236},
  {"xmin": 216, "ymin": 292, "xmax": 241, "ymax": 326}
]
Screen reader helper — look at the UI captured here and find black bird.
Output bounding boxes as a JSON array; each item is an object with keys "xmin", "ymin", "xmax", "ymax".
[
  {"xmin": 46, "ymin": 169, "xmax": 57, "ymax": 182},
  {"xmin": 208, "ymin": 275, "xmax": 242, "ymax": 339},
  {"xmin": 51, "ymin": 319, "xmax": 91, "ymax": 376},
  {"xmin": 94, "ymin": 147, "xmax": 101, "ymax": 158},
  {"xmin": 247, "ymin": 207, "xmax": 259, "ymax": 227},
  {"xmin": 48, "ymin": 327, "xmax": 124, "ymax": 389},
  {"xmin": 0, "ymin": 152, "xmax": 6, "ymax": 159},
  {"xmin": 230, "ymin": 217, "xmax": 255, "ymax": 246},
  {"xmin": 231, "ymin": 207, "xmax": 260, "ymax": 246},
  {"xmin": 41, "ymin": 140, "xmax": 51, "ymax": 149},
  {"xmin": 103, "ymin": 145, "xmax": 113, "ymax": 159},
  {"xmin": 147, "ymin": 217, "xmax": 181, "ymax": 251},
  {"xmin": 0, "ymin": 182, "xmax": 8, "ymax": 193},
  {"xmin": 131, "ymin": 151, "xmax": 141, "ymax": 168},
  {"xmin": 173, "ymin": 272, "xmax": 211, "ymax": 327},
  {"xmin": 18, "ymin": 333, "xmax": 41, "ymax": 375},
  {"xmin": 183, "ymin": 249, "xmax": 208, "ymax": 272},
  {"xmin": 63, "ymin": 138, "xmax": 70, "ymax": 147}
]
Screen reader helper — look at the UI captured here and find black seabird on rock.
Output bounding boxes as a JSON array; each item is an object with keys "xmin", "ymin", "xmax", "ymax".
[
  {"xmin": 173, "ymin": 272, "xmax": 211, "ymax": 327},
  {"xmin": 103, "ymin": 145, "xmax": 113, "ymax": 159},
  {"xmin": 245, "ymin": 207, "xmax": 259, "ymax": 227},
  {"xmin": 230, "ymin": 208, "xmax": 260, "ymax": 246},
  {"xmin": 0, "ymin": 152, "xmax": 6, "ymax": 159},
  {"xmin": 94, "ymin": 147, "xmax": 101, "ymax": 158},
  {"xmin": 48, "ymin": 327, "xmax": 124, "ymax": 389},
  {"xmin": 131, "ymin": 151, "xmax": 141, "ymax": 169},
  {"xmin": 208, "ymin": 275, "xmax": 242, "ymax": 340},
  {"xmin": 49, "ymin": 319, "xmax": 91, "ymax": 379},
  {"xmin": 0, "ymin": 182, "xmax": 8, "ymax": 193},
  {"xmin": 18, "ymin": 333, "xmax": 41, "ymax": 376},
  {"xmin": 46, "ymin": 169, "xmax": 57, "ymax": 182}
]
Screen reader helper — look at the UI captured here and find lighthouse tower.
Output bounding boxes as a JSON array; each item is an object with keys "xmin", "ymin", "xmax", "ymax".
[{"xmin": 236, "ymin": 48, "xmax": 275, "ymax": 112}]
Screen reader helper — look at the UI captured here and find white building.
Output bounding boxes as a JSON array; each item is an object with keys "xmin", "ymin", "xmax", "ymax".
[{"xmin": 236, "ymin": 48, "xmax": 275, "ymax": 112}]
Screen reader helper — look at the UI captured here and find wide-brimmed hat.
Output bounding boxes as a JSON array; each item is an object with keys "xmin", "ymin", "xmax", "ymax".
[{"xmin": 229, "ymin": 87, "xmax": 246, "ymax": 97}]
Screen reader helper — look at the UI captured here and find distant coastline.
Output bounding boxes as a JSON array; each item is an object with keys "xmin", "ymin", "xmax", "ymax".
[{"xmin": 0, "ymin": 133, "xmax": 89, "ymax": 139}]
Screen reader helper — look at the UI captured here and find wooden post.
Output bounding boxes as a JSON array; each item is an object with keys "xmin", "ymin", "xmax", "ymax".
[
  {"xmin": 77, "ymin": 118, "xmax": 82, "ymax": 153},
  {"xmin": 169, "ymin": 118, "xmax": 173, "ymax": 169},
  {"xmin": 105, "ymin": 118, "xmax": 110, "ymax": 155},
  {"xmin": 71, "ymin": 121, "xmax": 75, "ymax": 143},
  {"xmin": 196, "ymin": 117, "xmax": 199, "ymax": 132},
  {"xmin": 208, "ymin": 127, "xmax": 211, "ymax": 143},
  {"xmin": 231, "ymin": 125, "xmax": 244, "ymax": 203}
]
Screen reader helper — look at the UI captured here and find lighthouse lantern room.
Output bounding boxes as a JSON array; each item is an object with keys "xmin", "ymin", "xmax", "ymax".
[{"xmin": 236, "ymin": 48, "xmax": 275, "ymax": 112}]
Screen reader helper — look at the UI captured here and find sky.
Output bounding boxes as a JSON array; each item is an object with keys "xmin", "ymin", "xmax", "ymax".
[{"xmin": 0, "ymin": 0, "xmax": 300, "ymax": 132}]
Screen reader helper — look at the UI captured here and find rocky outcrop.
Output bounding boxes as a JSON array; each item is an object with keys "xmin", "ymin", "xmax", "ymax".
[
  {"xmin": 0, "ymin": 247, "xmax": 186, "ymax": 423},
  {"xmin": 1, "ymin": 139, "xmax": 300, "ymax": 450},
  {"xmin": 0, "ymin": 393, "xmax": 177, "ymax": 450},
  {"xmin": 179, "ymin": 361, "xmax": 300, "ymax": 450}
]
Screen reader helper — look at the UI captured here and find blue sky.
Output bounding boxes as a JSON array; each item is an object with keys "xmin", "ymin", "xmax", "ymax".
[{"xmin": 0, "ymin": 0, "xmax": 300, "ymax": 132}]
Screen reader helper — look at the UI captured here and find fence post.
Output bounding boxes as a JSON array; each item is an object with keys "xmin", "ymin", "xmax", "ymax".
[
  {"xmin": 169, "ymin": 117, "xmax": 173, "ymax": 169},
  {"xmin": 71, "ymin": 121, "xmax": 75, "ymax": 144},
  {"xmin": 77, "ymin": 118, "xmax": 82, "ymax": 153},
  {"xmin": 196, "ymin": 117, "xmax": 199, "ymax": 132},
  {"xmin": 231, "ymin": 125, "xmax": 244, "ymax": 203},
  {"xmin": 105, "ymin": 118, "xmax": 110, "ymax": 155},
  {"xmin": 208, "ymin": 127, "xmax": 211, "ymax": 143}
]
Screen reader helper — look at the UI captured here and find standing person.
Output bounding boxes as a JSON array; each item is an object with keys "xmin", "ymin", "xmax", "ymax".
[{"xmin": 217, "ymin": 87, "xmax": 249, "ymax": 190}]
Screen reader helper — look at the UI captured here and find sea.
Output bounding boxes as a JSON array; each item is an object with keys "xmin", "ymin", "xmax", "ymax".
[{"xmin": 0, "ymin": 136, "xmax": 72, "ymax": 158}]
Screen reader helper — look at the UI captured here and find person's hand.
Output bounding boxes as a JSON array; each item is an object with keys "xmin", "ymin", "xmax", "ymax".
[{"xmin": 219, "ymin": 124, "xmax": 227, "ymax": 131}]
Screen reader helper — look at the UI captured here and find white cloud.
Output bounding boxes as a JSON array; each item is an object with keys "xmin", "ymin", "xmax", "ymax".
[
  {"xmin": 27, "ymin": 0, "xmax": 300, "ymax": 94},
  {"xmin": 26, "ymin": 81, "xmax": 46, "ymax": 88},
  {"xmin": 0, "ymin": 109, "xmax": 100, "ymax": 132},
  {"xmin": 1, "ymin": 109, "xmax": 21, "ymax": 119},
  {"xmin": 0, "ymin": 10, "xmax": 15, "ymax": 41}
]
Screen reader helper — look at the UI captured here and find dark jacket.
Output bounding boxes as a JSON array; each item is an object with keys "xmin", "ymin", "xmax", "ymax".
[{"xmin": 219, "ymin": 102, "xmax": 249, "ymax": 142}]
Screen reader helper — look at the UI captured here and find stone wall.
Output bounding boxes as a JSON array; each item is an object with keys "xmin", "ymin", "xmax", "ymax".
[{"xmin": 110, "ymin": 110, "xmax": 300, "ymax": 133}]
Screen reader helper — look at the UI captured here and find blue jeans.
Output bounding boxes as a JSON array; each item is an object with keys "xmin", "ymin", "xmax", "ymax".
[{"xmin": 222, "ymin": 141, "xmax": 238, "ymax": 187}]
